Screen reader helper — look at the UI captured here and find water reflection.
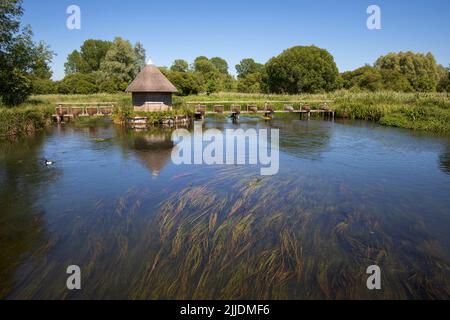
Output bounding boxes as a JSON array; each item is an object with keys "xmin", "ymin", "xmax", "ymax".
[
  {"xmin": 439, "ymin": 144, "xmax": 450, "ymax": 175},
  {"xmin": 0, "ymin": 133, "xmax": 60, "ymax": 298},
  {"xmin": 116, "ymin": 128, "xmax": 175, "ymax": 176}
]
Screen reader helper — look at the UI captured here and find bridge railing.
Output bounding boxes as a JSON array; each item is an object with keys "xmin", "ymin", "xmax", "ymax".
[
  {"xmin": 186, "ymin": 100, "xmax": 333, "ymax": 114},
  {"xmin": 55, "ymin": 102, "xmax": 116, "ymax": 116}
]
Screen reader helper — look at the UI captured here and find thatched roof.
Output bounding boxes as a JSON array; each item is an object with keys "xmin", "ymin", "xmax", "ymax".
[{"xmin": 126, "ymin": 63, "xmax": 177, "ymax": 93}]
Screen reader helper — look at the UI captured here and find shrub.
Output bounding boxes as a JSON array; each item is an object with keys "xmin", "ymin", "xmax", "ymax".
[{"xmin": 32, "ymin": 79, "xmax": 57, "ymax": 94}]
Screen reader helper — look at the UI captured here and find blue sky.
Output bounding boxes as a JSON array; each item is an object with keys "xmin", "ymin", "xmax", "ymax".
[{"xmin": 22, "ymin": 0, "xmax": 450, "ymax": 80}]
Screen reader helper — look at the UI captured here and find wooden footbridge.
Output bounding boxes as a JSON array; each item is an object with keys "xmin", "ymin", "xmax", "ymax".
[
  {"xmin": 52, "ymin": 102, "xmax": 116, "ymax": 122},
  {"xmin": 187, "ymin": 101, "xmax": 335, "ymax": 120}
]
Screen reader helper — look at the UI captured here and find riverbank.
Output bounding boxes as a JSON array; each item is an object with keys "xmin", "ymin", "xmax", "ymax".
[
  {"xmin": 183, "ymin": 91, "xmax": 450, "ymax": 132},
  {"xmin": 1, "ymin": 91, "xmax": 449, "ymax": 137}
]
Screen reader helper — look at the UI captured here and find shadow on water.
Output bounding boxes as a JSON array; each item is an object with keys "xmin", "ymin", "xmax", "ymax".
[
  {"xmin": 439, "ymin": 144, "xmax": 450, "ymax": 175},
  {"xmin": 1, "ymin": 117, "xmax": 450, "ymax": 299},
  {"xmin": 0, "ymin": 133, "xmax": 60, "ymax": 298}
]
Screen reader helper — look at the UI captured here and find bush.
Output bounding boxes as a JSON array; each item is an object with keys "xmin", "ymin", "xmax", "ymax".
[
  {"xmin": 0, "ymin": 106, "xmax": 53, "ymax": 136},
  {"xmin": 98, "ymin": 80, "xmax": 119, "ymax": 93},
  {"xmin": 168, "ymin": 71, "xmax": 202, "ymax": 96},
  {"xmin": 32, "ymin": 79, "xmax": 58, "ymax": 94},
  {"xmin": 57, "ymin": 73, "xmax": 98, "ymax": 94},
  {"xmin": 0, "ymin": 70, "xmax": 32, "ymax": 106},
  {"xmin": 265, "ymin": 45, "xmax": 340, "ymax": 94}
]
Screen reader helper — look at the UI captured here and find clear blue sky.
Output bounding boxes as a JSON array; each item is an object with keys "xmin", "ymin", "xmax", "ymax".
[{"xmin": 22, "ymin": 0, "xmax": 450, "ymax": 80}]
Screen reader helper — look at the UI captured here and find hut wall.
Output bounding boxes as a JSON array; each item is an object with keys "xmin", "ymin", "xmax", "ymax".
[{"xmin": 132, "ymin": 92, "xmax": 173, "ymax": 107}]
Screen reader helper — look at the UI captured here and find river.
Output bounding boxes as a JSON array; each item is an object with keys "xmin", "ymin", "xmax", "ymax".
[{"xmin": 1, "ymin": 115, "xmax": 449, "ymax": 299}]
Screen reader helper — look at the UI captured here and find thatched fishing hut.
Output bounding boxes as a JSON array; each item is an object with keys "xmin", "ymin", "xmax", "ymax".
[{"xmin": 126, "ymin": 61, "xmax": 177, "ymax": 112}]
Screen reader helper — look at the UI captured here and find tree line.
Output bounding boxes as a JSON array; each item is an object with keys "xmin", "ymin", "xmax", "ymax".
[
  {"xmin": 45, "ymin": 44, "xmax": 450, "ymax": 97},
  {"xmin": 1, "ymin": 0, "xmax": 450, "ymax": 107}
]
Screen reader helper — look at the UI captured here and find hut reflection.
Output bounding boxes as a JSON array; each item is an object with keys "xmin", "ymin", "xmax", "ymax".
[{"xmin": 117, "ymin": 128, "xmax": 175, "ymax": 176}]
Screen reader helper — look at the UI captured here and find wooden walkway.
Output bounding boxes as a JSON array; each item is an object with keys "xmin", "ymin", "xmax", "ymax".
[
  {"xmin": 52, "ymin": 102, "xmax": 116, "ymax": 122},
  {"xmin": 189, "ymin": 101, "xmax": 334, "ymax": 120}
]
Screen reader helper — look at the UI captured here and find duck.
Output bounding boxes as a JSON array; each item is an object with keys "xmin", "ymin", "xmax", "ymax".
[{"xmin": 44, "ymin": 159, "xmax": 54, "ymax": 166}]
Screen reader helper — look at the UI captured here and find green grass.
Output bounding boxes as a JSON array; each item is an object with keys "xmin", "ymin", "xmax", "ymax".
[{"xmin": 1, "ymin": 91, "xmax": 449, "ymax": 137}]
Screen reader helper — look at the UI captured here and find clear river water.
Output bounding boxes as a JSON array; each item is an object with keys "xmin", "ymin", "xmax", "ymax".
[{"xmin": 1, "ymin": 115, "xmax": 449, "ymax": 299}]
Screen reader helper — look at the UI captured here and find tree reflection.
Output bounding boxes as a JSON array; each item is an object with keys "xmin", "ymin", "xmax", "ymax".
[{"xmin": 439, "ymin": 144, "xmax": 450, "ymax": 175}]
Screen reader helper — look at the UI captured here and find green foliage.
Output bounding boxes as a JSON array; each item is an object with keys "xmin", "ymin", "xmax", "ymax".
[
  {"xmin": 30, "ymin": 41, "xmax": 54, "ymax": 79},
  {"xmin": 210, "ymin": 57, "xmax": 229, "ymax": 74},
  {"xmin": 194, "ymin": 58, "xmax": 216, "ymax": 74},
  {"xmin": 380, "ymin": 69, "xmax": 413, "ymax": 92},
  {"xmin": 0, "ymin": 1, "xmax": 54, "ymax": 106},
  {"xmin": 235, "ymin": 58, "xmax": 265, "ymax": 93},
  {"xmin": 64, "ymin": 39, "xmax": 112, "ymax": 74},
  {"xmin": 63, "ymin": 38, "xmax": 145, "ymax": 92},
  {"xmin": 237, "ymin": 73, "xmax": 262, "ymax": 93},
  {"xmin": 342, "ymin": 65, "xmax": 383, "ymax": 92},
  {"xmin": 98, "ymin": 79, "xmax": 119, "ymax": 93},
  {"xmin": 374, "ymin": 51, "xmax": 441, "ymax": 92},
  {"xmin": 133, "ymin": 41, "xmax": 146, "ymax": 72},
  {"xmin": 57, "ymin": 73, "xmax": 98, "ymax": 94},
  {"xmin": 437, "ymin": 66, "xmax": 450, "ymax": 92},
  {"xmin": 236, "ymin": 58, "xmax": 264, "ymax": 78},
  {"xmin": 342, "ymin": 66, "xmax": 413, "ymax": 92},
  {"xmin": 100, "ymin": 37, "xmax": 139, "ymax": 83},
  {"xmin": 0, "ymin": 105, "xmax": 53, "ymax": 137},
  {"xmin": 170, "ymin": 59, "xmax": 189, "ymax": 72},
  {"xmin": 167, "ymin": 71, "xmax": 202, "ymax": 95},
  {"xmin": 31, "ymin": 78, "xmax": 57, "ymax": 94},
  {"xmin": 265, "ymin": 45, "xmax": 340, "ymax": 94},
  {"xmin": 1, "ymin": 69, "xmax": 32, "ymax": 106}
]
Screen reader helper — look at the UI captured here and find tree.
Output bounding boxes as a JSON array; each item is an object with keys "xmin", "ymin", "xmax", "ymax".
[
  {"xmin": 341, "ymin": 65, "xmax": 383, "ymax": 91},
  {"xmin": 64, "ymin": 39, "xmax": 111, "ymax": 74},
  {"xmin": 193, "ymin": 56, "xmax": 216, "ymax": 74},
  {"xmin": 30, "ymin": 41, "xmax": 54, "ymax": 79},
  {"xmin": 167, "ymin": 71, "xmax": 202, "ymax": 95},
  {"xmin": 342, "ymin": 65, "xmax": 413, "ymax": 92},
  {"xmin": 236, "ymin": 58, "xmax": 264, "ymax": 78},
  {"xmin": 1, "ymin": 1, "xmax": 53, "ymax": 105},
  {"xmin": 31, "ymin": 78, "xmax": 57, "ymax": 94},
  {"xmin": 57, "ymin": 73, "xmax": 98, "ymax": 94},
  {"xmin": 437, "ymin": 65, "xmax": 450, "ymax": 92},
  {"xmin": 237, "ymin": 73, "xmax": 262, "ymax": 93},
  {"xmin": 134, "ymin": 41, "xmax": 146, "ymax": 72},
  {"xmin": 64, "ymin": 50, "xmax": 84, "ymax": 74},
  {"xmin": 0, "ymin": 0, "xmax": 23, "ymax": 48},
  {"xmin": 380, "ymin": 69, "xmax": 413, "ymax": 92},
  {"xmin": 235, "ymin": 58, "xmax": 265, "ymax": 93},
  {"xmin": 265, "ymin": 45, "xmax": 340, "ymax": 94},
  {"xmin": 374, "ymin": 51, "xmax": 441, "ymax": 92},
  {"xmin": 210, "ymin": 57, "xmax": 228, "ymax": 74},
  {"xmin": 170, "ymin": 59, "xmax": 189, "ymax": 72},
  {"xmin": 1, "ymin": 69, "xmax": 31, "ymax": 105},
  {"xmin": 100, "ymin": 37, "xmax": 137, "ymax": 83}
]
